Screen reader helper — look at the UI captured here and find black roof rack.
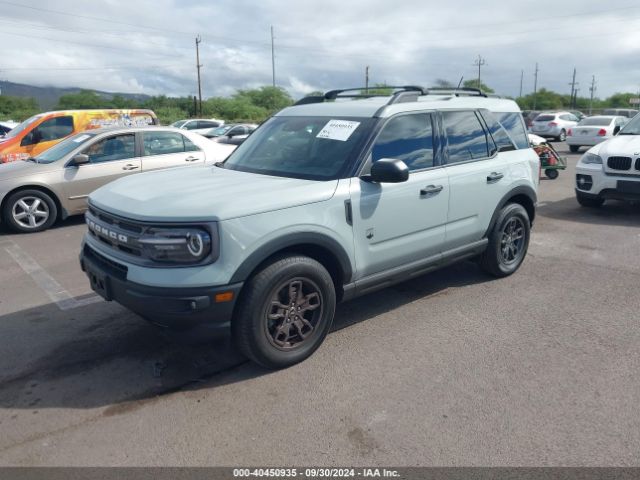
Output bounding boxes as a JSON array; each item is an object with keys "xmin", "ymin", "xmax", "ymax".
[
  {"xmin": 424, "ymin": 86, "xmax": 488, "ymax": 97},
  {"xmin": 294, "ymin": 85, "xmax": 427, "ymax": 106}
]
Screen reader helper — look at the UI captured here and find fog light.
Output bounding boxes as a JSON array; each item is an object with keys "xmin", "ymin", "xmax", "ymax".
[{"xmin": 576, "ymin": 174, "xmax": 593, "ymax": 191}]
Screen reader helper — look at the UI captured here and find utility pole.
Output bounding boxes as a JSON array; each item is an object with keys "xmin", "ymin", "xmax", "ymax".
[
  {"xmin": 271, "ymin": 26, "xmax": 276, "ymax": 88},
  {"xmin": 533, "ymin": 62, "xmax": 539, "ymax": 110},
  {"xmin": 519, "ymin": 70, "xmax": 524, "ymax": 98},
  {"xmin": 473, "ymin": 55, "xmax": 486, "ymax": 90},
  {"xmin": 589, "ymin": 76, "xmax": 597, "ymax": 114},
  {"xmin": 568, "ymin": 68, "xmax": 578, "ymax": 109},
  {"xmin": 195, "ymin": 35, "xmax": 203, "ymax": 116},
  {"xmin": 365, "ymin": 66, "xmax": 370, "ymax": 93}
]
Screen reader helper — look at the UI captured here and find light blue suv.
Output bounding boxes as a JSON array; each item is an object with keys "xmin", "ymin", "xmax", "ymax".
[{"xmin": 80, "ymin": 86, "xmax": 539, "ymax": 369}]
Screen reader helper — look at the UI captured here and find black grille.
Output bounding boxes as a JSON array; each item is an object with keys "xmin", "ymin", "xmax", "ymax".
[
  {"xmin": 84, "ymin": 245, "xmax": 128, "ymax": 280},
  {"xmin": 86, "ymin": 207, "xmax": 145, "ymax": 257},
  {"xmin": 636, "ymin": 158, "xmax": 640, "ymax": 171},
  {"xmin": 607, "ymin": 156, "xmax": 632, "ymax": 170}
]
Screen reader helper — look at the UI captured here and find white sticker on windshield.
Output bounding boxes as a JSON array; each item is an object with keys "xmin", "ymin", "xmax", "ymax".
[
  {"xmin": 73, "ymin": 134, "xmax": 91, "ymax": 143},
  {"xmin": 316, "ymin": 119, "xmax": 360, "ymax": 141}
]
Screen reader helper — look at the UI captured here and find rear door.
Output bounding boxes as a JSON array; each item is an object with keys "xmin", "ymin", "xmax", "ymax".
[
  {"xmin": 62, "ymin": 132, "xmax": 139, "ymax": 214},
  {"xmin": 441, "ymin": 110, "xmax": 511, "ymax": 249},
  {"xmin": 349, "ymin": 112, "xmax": 449, "ymax": 278},
  {"xmin": 140, "ymin": 131, "xmax": 205, "ymax": 171}
]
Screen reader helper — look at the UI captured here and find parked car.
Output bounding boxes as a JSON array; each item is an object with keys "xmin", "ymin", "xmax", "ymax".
[
  {"xmin": 601, "ymin": 108, "xmax": 638, "ymax": 118},
  {"xmin": 0, "ymin": 109, "xmax": 158, "ymax": 164},
  {"xmin": 0, "ymin": 126, "xmax": 235, "ymax": 233},
  {"xmin": 575, "ymin": 113, "xmax": 640, "ymax": 207},
  {"xmin": 80, "ymin": 86, "xmax": 539, "ymax": 369},
  {"xmin": 201, "ymin": 123, "xmax": 257, "ymax": 140},
  {"xmin": 206, "ymin": 124, "xmax": 259, "ymax": 146},
  {"xmin": 569, "ymin": 110, "xmax": 586, "ymax": 122},
  {"xmin": 0, "ymin": 120, "xmax": 18, "ymax": 137},
  {"xmin": 530, "ymin": 111, "xmax": 579, "ymax": 141},
  {"xmin": 171, "ymin": 118, "xmax": 225, "ymax": 135},
  {"xmin": 566, "ymin": 115, "xmax": 627, "ymax": 153}
]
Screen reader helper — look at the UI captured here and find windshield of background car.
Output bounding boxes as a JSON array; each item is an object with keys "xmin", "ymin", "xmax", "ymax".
[
  {"xmin": 34, "ymin": 132, "xmax": 97, "ymax": 164},
  {"xmin": 3, "ymin": 114, "xmax": 42, "ymax": 139},
  {"xmin": 578, "ymin": 117, "xmax": 612, "ymax": 126},
  {"xmin": 171, "ymin": 120, "xmax": 187, "ymax": 128},
  {"xmin": 221, "ymin": 116, "xmax": 374, "ymax": 180},
  {"xmin": 618, "ymin": 114, "xmax": 640, "ymax": 135},
  {"xmin": 534, "ymin": 115, "xmax": 555, "ymax": 122}
]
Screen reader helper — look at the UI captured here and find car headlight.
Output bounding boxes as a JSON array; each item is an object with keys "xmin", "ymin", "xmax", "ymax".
[
  {"xmin": 138, "ymin": 227, "xmax": 212, "ymax": 264},
  {"xmin": 580, "ymin": 152, "xmax": 603, "ymax": 165}
]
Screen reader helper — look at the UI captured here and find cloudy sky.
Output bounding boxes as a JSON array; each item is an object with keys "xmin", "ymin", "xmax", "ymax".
[{"xmin": 1, "ymin": 0, "xmax": 639, "ymax": 100}]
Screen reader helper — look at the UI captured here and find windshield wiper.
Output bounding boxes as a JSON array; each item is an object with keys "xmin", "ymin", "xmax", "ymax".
[{"xmin": 25, "ymin": 157, "xmax": 39, "ymax": 163}]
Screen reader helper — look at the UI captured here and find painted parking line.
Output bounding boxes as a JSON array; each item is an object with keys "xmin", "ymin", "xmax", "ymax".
[{"xmin": 1, "ymin": 239, "xmax": 102, "ymax": 311}]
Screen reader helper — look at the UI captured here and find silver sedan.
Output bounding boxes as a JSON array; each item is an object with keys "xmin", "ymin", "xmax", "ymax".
[
  {"xmin": 0, "ymin": 126, "xmax": 235, "ymax": 233},
  {"xmin": 566, "ymin": 115, "xmax": 628, "ymax": 153}
]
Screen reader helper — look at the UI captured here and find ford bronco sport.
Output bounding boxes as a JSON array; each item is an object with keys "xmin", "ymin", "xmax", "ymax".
[{"xmin": 80, "ymin": 86, "xmax": 539, "ymax": 369}]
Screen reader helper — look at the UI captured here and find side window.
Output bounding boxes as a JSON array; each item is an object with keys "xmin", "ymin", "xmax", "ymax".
[
  {"xmin": 183, "ymin": 121, "xmax": 198, "ymax": 130},
  {"xmin": 443, "ymin": 111, "xmax": 489, "ymax": 163},
  {"xmin": 495, "ymin": 112, "xmax": 529, "ymax": 149},
  {"xmin": 143, "ymin": 131, "xmax": 186, "ymax": 156},
  {"xmin": 28, "ymin": 116, "xmax": 74, "ymax": 145},
  {"xmin": 82, "ymin": 134, "xmax": 135, "ymax": 164},
  {"xmin": 372, "ymin": 113, "xmax": 434, "ymax": 171},
  {"xmin": 182, "ymin": 135, "xmax": 201, "ymax": 152},
  {"xmin": 198, "ymin": 120, "xmax": 220, "ymax": 129},
  {"xmin": 480, "ymin": 110, "xmax": 515, "ymax": 152},
  {"xmin": 228, "ymin": 126, "xmax": 245, "ymax": 136}
]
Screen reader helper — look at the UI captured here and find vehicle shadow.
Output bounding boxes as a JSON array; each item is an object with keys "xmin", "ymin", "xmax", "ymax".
[
  {"xmin": 0, "ymin": 261, "xmax": 492, "ymax": 412},
  {"xmin": 537, "ymin": 196, "xmax": 640, "ymax": 227}
]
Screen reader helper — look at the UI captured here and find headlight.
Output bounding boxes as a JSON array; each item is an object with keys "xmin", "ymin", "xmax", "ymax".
[
  {"xmin": 580, "ymin": 152, "xmax": 603, "ymax": 165},
  {"xmin": 138, "ymin": 227, "xmax": 212, "ymax": 264}
]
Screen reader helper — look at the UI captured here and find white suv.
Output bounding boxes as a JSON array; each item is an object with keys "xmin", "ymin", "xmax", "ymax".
[
  {"xmin": 575, "ymin": 113, "xmax": 640, "ymax": 207},
  {"xmin": 530, "ymin": 111, "xmax": 579, "ymax": 141},
  {"xmin": 80, "ymin": 86, "xmax": 539, "ymax": 369}
]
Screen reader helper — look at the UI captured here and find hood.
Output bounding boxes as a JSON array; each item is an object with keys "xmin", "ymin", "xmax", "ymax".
[
  {"xmin": 590, "ymin": 135, "xmax": 640, "ymax": 156},
  {"xmin": 0, "ymin": 159, "xmax": 55, "ymax": 180},
  {"xmin": 89, "ymin": 165, "xmax": 339, "ymax": 222}
]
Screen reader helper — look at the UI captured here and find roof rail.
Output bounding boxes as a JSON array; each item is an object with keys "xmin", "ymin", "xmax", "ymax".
[
  {"xmin": 424, "ymin": 86, "xmax": 488, "ymax": 98},
  {"xmin": 293, "ymin": 85, "xmax": 427, "ymax": 106}
]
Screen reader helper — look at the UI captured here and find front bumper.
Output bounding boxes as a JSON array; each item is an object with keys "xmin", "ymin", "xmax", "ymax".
[
  {"xmin": 80, "ymin": 244, "xmax": 242, "ymax": 331},
  {"xmin": 575, "ymin": 165, "xmax": 640, "ymax": 201}
]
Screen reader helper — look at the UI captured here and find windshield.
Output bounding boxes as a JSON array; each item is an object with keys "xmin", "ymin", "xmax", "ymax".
[
  {"xmin": 171, "ymin": 120, "xmax": 187, "ymax": 128},
  {"xmin": 578, "ymin": 117, "xmax": 613, "ymax": 126},
  {"xmin": 534, "ymin": 115, "xmax": 555, "ymax": 122},
  {"xmin": 221, "ymin": 116, "xmax": 373, "ymax": 180},
  {"xmin": 34, "ymin": 132, "xmax": 97, "ymax": 164},
  {"xmin": 618, "ymin": 114, "xmax": 640, "ymax": 135},
  {"xmin": 3, "ymin": 115, "xmax": 43, "ymax": 139},
  {"xmin": 208, "ymin": 125, "xmax": 233, "ymax": 136}
]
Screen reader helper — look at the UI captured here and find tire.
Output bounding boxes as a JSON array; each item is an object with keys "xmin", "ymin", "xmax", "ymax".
[
  {"xmin": 2, "ymin": 189, "xmax": 58, "ymax": 233},
  {"xmin": 545, "ymin": 168, "xmax": 559, "ymax": 180},
  {"xmin": 576, "ymin": 192, "xmax": 604, "ymax": 208},
  {"xmin": 232, "ymin": 254, "xmax": 336, "ymax": 369},
  {"xmin": 557, "ymin": 129, "xmax": 567, "ymax": 142},
  {"xmin": 479, "ymin": 203, "xmax": 530, "ymax": 278},
  {"xmin": 569, "ymin": 145, "xmax": 580, "ymax": 153}
]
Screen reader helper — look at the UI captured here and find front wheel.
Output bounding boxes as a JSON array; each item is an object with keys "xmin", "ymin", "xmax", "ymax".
[
  {"xmin": 569, "ymin": 145, "xmax": 580, "ymax": 153},
  {"xmin": 576, "ymin": 192, "xmax": 604, "ymax": 208},
  {"xmin": 557, "ymin": 129, "xmax": 567, "ymax": 142},
  {"xmin": 2, "ymin": 189, "xmax": 58, "ymax": 233},
  {"xmin": 232, "ymin": 255, "xmax": 336, "ymax": 369},
  {"xmin": 479, "ymin": 203, "xmax": 531, "ymax": 278},
  {"xmin": 545, "ymin": 168, "xmax": 559, "ymax": 180}
]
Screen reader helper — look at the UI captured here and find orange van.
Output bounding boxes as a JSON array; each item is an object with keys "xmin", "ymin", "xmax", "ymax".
[{"xmin": 0, "ymin": 109, "xmax": 158, "ymax": 163}]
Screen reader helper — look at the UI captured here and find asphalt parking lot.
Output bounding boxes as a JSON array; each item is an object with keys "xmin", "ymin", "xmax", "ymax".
[{"xmin": 0, "ymin": 144, "xmax": 639, "ymax": 467}]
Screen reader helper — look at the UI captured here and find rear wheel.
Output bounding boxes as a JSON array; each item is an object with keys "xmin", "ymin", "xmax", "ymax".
[
  {"xmin": 232, "ymin": 254, "xmax": 336, "ymax": 369},
  {"xmin": 569, "ymin": 145, "xmax": 580, "ymax": 153},
  {"xmin": 557, "ymin": 129, "xmax": 567, "ymax": 142},
  {"xmin": 2, "ymin": 189, "xmax": 58, "ymax": 233},
  {"xmin": 576, "ymin": 192, "xmax": 604, "ymax": 208},
  {"xmin": 479, "ymin": 203, "xmax": 530, "ymax": 278}
]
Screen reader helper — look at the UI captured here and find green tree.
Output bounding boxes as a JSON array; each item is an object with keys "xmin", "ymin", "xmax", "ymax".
[
  {"xmin": 463, "ymin": 79, "xmax": 494, "ymax": 94},
  {"xmin": 0, "ymin": 95, "xmax": 39, "ymax": 121},
  {"xmin": 57, "ymin": 90, "xmax": 111, "ymax": 109},
  {"xmin": 233, "ymin": 86, "xmax": 293, "ymax": 113},
  {"xmin": 605, "ymin": 92, "xmax": 638, "ymax": 108}
]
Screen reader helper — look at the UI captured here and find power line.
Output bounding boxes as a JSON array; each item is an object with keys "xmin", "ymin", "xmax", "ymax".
[
  {"xmin": 195, "ymin": 35, "xmax": 203, "ymax": 116},
  {"xmin": 473, "ymin": 55, "xmax": 486, "ymax": 88},
  {"xmin": 589, "ymin": 75, "xmax": 597, "ymax": 115}
]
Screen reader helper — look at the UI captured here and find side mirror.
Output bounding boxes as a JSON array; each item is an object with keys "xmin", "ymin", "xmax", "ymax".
[
  {"xmin": 368, "ymin": 158, "xmax": 409, "ymax": 183},
  {"xmin": 70, "ymin": 153, "xmax": 90, "ymax": 166}
]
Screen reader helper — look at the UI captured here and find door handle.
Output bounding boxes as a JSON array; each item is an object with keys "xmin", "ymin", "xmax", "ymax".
[
  {"xmin": 122, "ymin": 164, "xmax": 140, "ymax": 171},
  {"xmin": 420, "ymin": 185, "xmax": 444, "ymax": 196},
  {"xmin": 487, "ymin": 172, "xmax": 504, "ymax": 183},
  {"xmin": 185, "ymin": 156, "xmax": 199, "ymax": 162}
]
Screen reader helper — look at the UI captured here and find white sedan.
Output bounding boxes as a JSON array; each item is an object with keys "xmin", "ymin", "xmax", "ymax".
[{"xmin": 566, "ymin": 115, "xmax": 627, "ymax": 153}]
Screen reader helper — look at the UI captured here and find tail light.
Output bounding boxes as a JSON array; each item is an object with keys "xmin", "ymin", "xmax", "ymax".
[
  {"xmin": 567, "ymin": 129, "xmax": 573, "ymax": 136},
  {"xmin": 598, "ymin": 128, "xmax": 607, "ymax": 136},
  {"xmin": 549, "ymin": 122, "xmax": 558, "ymax": 127}
]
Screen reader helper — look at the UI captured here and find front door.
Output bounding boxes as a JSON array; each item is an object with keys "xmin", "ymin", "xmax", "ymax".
[
  {"xmin": 349, "ymin": 112, "xmax": 449, "ymax": 279},
  {"xmin": 63, "ymin": 133, "xmax": 140, "ymax": 214}
]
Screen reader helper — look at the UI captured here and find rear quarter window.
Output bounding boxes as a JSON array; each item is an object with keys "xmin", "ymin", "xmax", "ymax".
[
  {"xmin": 535, "ymin": 115, "xmax": 555, "ymax": 122},
  {"xmin": 495, "ymin": 112, "xmax": 529, "ymax": 149}
]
